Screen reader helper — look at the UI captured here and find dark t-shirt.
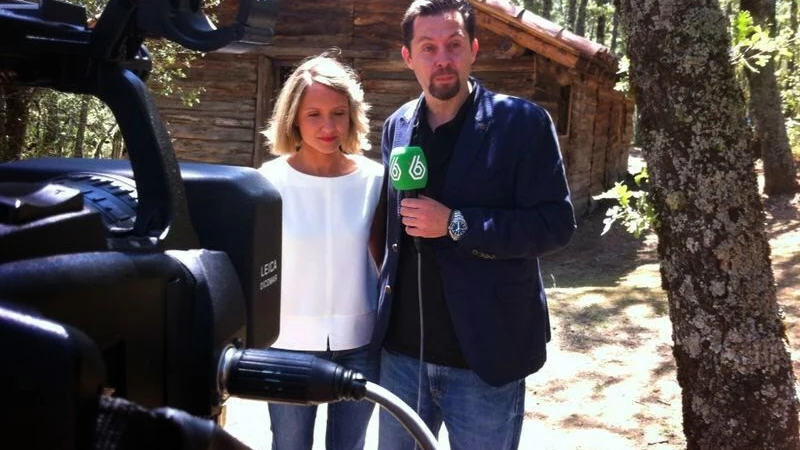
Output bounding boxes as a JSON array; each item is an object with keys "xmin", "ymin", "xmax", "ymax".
[{"xmin": 384, "ymin": 91, "xmax": 475, "ymax": 368}]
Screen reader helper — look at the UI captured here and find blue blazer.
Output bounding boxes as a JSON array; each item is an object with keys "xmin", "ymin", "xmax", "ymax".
[{"xmin": 374, "ymin": 80, "xmax": 576, "ymax": 386}]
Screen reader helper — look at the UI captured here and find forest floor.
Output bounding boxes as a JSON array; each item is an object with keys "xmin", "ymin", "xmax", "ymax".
[
  {"xmin": 517, "ymin": 155, "xmax": 800, "ymax": 449},
  {"xmin": 222, "ymin": 153, "xmax": 800, "ymax": 449}
]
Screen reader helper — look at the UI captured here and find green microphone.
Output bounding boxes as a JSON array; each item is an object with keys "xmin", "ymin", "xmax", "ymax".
[
  {"xmin": 389, "ymin": 146, "xmax": 428, "ymax": 252},
  {"xmin": 389, "ymin": 146, "xmax": 428, "ymax": 196}
]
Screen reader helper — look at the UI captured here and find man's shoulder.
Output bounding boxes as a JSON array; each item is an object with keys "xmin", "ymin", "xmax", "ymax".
[
  {"xmin": 386, "ymin": 97, "xmax": 420, "ymax": 124},
  {"xmin": 485, "ymin": 89, "xmax": 548, "ymax": 118}
]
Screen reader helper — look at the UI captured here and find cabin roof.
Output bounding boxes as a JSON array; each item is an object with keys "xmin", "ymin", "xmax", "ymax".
[{"xmin": 472, "ymin": 0, "xmax": 619, "ymax": 77}]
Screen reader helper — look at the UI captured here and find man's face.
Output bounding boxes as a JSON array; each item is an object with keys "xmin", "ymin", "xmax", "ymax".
[{"xmin": 402, "ymin": 11, "xmax": 478, "ymax": 102}]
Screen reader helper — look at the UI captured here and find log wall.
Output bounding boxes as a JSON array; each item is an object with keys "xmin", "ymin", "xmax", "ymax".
[{"xmin": 156, "ymin": 0, "xmax": 634, "ymax": 215}]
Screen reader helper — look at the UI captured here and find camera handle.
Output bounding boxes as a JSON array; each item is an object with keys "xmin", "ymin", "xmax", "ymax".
[
  {"xmin": 218, "ymin": 347, "xmax": 441, "ymax": 450},
  {"xmin": 90, "ymin": 62, "xmax": 199, "ymax": 250},
  {"xmin": 0, "ymin": 0, "xmax": 278, "ymax": 250},
  {"xmin": 87, "ymin": 0, "xmax": 200, "ymax": 250}
]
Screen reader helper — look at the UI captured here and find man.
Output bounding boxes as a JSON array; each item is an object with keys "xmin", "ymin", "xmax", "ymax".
[{"xmin": 373, "ymin": 0, "xmax": 576, "ymax": 449}]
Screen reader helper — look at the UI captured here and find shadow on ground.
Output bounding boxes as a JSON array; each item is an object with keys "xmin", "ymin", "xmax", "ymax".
[{"xmin": 541, "ymin": 205, "xmax": 659, "ymax": 288}]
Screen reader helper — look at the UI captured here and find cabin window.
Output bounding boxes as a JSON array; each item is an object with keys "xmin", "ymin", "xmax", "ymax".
[
  {"xmin": 274, "ymin": 64, "xmax": 295, "ymax": 97},
  {"xmin": 557, "ymin": 85, "xmax": 571, "ymax": 136},
  {"xmin": 531, "ymin": 76, "xmax": 572, "ymax": 137}
]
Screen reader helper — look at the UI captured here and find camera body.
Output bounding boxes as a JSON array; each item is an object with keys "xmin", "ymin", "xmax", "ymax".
[
  {"xmin": 0, "ymin": 0, "xmax": 281, "ymax": 424},
  {"xmin": 0, "ymin": 158, "xmax": 281, "ymax": 418}
]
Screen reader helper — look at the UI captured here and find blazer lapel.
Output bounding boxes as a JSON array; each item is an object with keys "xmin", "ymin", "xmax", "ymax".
[
  {"xmin": 392, "ymin": 96, "xmax": 423, "ymax": 205},
  {"xmin": 392, "ymin": 96, "xmax": 423, "ymax": 149}
]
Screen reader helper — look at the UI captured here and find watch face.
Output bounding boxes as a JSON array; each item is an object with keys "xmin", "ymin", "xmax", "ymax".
[{"xmin": 449, "ymin": 211, "xmax": 467, "ymax": 240}]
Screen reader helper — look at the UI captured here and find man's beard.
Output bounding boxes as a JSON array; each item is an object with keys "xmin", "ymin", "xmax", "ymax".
[{"xmin": 428, "ymin": 71, "xmax": 460, "ymax": 100}]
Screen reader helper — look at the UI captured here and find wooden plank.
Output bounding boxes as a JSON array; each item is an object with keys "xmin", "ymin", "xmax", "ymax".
[
  {"xmin": 172, "ymin": 139, "xmax": 253, "ymax": 156},
  {"xmin": 475, "ymin": 13, "xmax": 580, "ymax": 69},
  {"xmin": 258, "ymin": 45, "xmax": 388, "ymax": 59},
  {"xmin": 356, "ymin": 59, "xmax": 408, "ymax": 72},
  {"xmin": 159, "ymin": 109, "xmax": 254, "ymax": 122},
  {"xmin": 361, "ymin": 79, "xmax": 420, "ymax": 94},
  {"xmin": 176, "ymin": 151, "xmax": 253, "ymax": 167},
  {"xmin": 273, "ymin": 8, "xmax": 354, "ymax": 36},
  {"xmin": 155, "ymin": 98, "xmax": 256, "ymax": 113},
  {"xmin": 268, "ymin": 34, "xmax": 352, "ymax": 49},
  {"xmin": 253, "ymin": 55, "xmax": 272, "ymax": 167},
  {"xmin": 473, "ymin": 58, "xmax": 536, "ymax": 72},
  {"xmin": 170, "ymin": 80, "xmax": 257, "ymax": 97},
  {"xmin": 179, "ymin": 66, "xmax": 257, "ymax": 83},
  {"xmin": 167, "ymin": 123, "xmax": 254, "ymax": 142},
  {"xmin": 164, "ymin": 114, "xmax": 253, "ymax": 128},
  {"xmin": 173, "ymin": 139, "xmax": 254, "ymax": 167}
]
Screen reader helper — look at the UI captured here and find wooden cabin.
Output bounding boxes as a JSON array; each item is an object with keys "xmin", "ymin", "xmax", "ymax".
[{"xmin": 155, "ymin": 0, "xmax": 634, "ymax": 214}]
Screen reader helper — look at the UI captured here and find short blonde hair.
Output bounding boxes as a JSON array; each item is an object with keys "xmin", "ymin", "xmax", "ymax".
[{"xmin": 263, "ymin": 53, "xmax": 371, "ymax": 155}]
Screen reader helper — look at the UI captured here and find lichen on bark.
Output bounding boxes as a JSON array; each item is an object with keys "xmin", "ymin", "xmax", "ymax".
[{"xmin": 614, "ymin": 0, "xmax": 800, "ymax": 447}]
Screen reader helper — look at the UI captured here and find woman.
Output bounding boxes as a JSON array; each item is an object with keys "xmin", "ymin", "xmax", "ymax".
[{"xmin": 258, "ymin": 53, "xmax": 384, "ymax": 450}]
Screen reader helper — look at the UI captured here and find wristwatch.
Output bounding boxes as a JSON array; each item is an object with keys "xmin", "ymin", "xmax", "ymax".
[{"xmin": 447, "ymin": 209, "xmax": 468, "ymax": 241}]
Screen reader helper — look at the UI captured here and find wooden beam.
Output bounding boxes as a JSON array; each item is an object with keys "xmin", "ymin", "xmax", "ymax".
[
  {"xmin": 252, "ymin": 55, "xmax": 271, "ymax": 168},
  {"xmin": 471, "ymin": 0, "xmax": 618, "ymax": 76},
  {"xmin": 255, "ymin": 45, "xmax": 388, "ymax": 60},
  {"xmin": 474, "ymin": 10, "xmax": 580, "ymax": 69},
  {"xmin": 494, "ymin": 38, "xmax": 527, "ymax": 59}
]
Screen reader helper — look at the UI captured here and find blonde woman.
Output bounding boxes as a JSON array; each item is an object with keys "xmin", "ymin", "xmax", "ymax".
[{"xmin": 258, "ymin": 53, "xmax": 384, "ymax": 450}]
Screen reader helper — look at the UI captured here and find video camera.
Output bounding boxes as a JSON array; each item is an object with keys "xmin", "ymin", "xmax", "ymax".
[
  {"xmin": 0, "ymin": 1, "xmax": 441, "ymax": 449},
  {"xmin": 0, "ymin": 0, "xmax": 283, "ymax": 444}
]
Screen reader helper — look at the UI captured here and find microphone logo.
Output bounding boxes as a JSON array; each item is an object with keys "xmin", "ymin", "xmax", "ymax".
[
  {"xmin": 408, "ymin": 154, "xmax": 427, "ymax": 180},
  {"xmin": 390, "ymin": 157, "xmax": 402, "ymax": 182},
  {"xmin": 390, "ymin": 154, "xmax": 427, "ymax": 182},
  {"xmin": 389, "ymin": 146, "xmax": 428, "ymax": 191}
]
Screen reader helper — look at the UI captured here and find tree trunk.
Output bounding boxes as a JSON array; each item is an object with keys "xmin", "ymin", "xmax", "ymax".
[
  {"xmin": 746, "ymin": 59, "xmax": 799, "ymax": 195},
  {"xmin": 0, "ymin": 86, "xmax": 33, "ymax": 162},
  {"xmin": 518, "ymin": 0, "xmax": 538, "ymax": 16},
  {"xmin": 610, "ymin": 12, "xmax": 620, "ymax": 53},
  {"xmin": 72, "ymin": 95, "xmax": 90, "ymax": 158},
  {"xmin": 541, "ymin": 0, "xmax": 553, "ymax": 20},
  {"xmin": 596, "ymin": 0, "xmax": 609, "ymax": 45},
  {"xmin": 791, "ymin": 0, "xmax": 798, "ymax": 72},
  {"xmin": 788, "ymin": 0, "xmax": 798, "ymax": 118},
  {"xmin": 614, "ymin": 0, "xmax": 800, "ymax": 448},
  {"xmin": 41, "ymin": 103, "xmax": 60, "ymax": 157},
  {"xmin": 111, "ymin": 127, "xmax": 124, "ymax": 159},
  {"xmin": 575, "ymin": 0, "xmax": 589, "ymax": 36},
  {"xmin": 741, "ymin": 0, "xmax": 799, "ymax": 195},
  {"xmin": 567, "ymin": 0, "xmax": 578, "ymax": 31}
]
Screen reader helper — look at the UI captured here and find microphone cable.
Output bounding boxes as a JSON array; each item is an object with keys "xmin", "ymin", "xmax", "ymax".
[
  {"xmin": 408, "ymin": 190, "xmax": 425, "ymax": 420},
  {"xmin": 415, "ymin": 240, "xmax": 424, "ymax": 416}
]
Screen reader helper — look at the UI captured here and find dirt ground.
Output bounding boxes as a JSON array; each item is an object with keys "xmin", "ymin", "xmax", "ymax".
[
  {"xmin": 523, "ymin": 160, "xmax": 800, "ymax": 449},
  {"xmin": 222, "ymin": 158, "xmax": 800, "ymax": 449}
]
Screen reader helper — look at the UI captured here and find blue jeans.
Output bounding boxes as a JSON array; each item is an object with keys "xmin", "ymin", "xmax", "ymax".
[
  {"xmin": 378, "ymin": 349, "xmax": 524, "ymax": 450},
  {"xmin": 268, "ymin": 345, "xmax": 379, "ymax": 450}
]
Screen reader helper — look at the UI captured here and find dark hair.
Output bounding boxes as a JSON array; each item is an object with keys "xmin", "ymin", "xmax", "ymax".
[{"xmin": 401, "ymin": 0, "xmax": 476, "ymax": 49}]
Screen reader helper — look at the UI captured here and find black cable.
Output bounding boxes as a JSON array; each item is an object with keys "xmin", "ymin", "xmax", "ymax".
[
  {"xmin": 415, "ymin": 241, "xmax": 424, "ymax": 416},
  {"xmin": 218, "ymin": 347, "xmax": 442, "ymax": 450}
]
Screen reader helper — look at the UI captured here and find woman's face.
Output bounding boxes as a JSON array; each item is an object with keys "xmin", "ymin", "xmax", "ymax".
[{"xmin": 295, "ymin": 81, "xmax": 350, "ymax": 155}]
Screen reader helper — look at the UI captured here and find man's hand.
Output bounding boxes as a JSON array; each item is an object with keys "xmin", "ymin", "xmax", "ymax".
[{"xmin": 400, "ymin": 195, "xmax": 451, "ymax": 238}]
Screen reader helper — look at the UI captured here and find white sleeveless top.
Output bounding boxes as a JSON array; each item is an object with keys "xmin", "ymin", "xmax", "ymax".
[{"xmin": 258, "ymin": 154, "xmax": 384, "ymax": 351}]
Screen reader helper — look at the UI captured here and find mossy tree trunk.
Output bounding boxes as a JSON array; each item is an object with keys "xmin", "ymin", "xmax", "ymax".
[{"xmin": 614, "ymin": 0, "xmax": 800, "ymax": 448}]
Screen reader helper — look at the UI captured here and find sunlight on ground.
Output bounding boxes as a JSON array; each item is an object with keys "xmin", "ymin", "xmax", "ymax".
[
  {"xmin": 526, "ymin": 282, "xmax": 684, "ymax": 450},
  {"xmin": 221, "ymin": 206, "xmax": 799, "ymax": 450},
  {"xmin": 222, "ymin": 261, "xmax": 684, "ymax": 450},
  {"xmin": 619, "ymin": 263, "xmax": 661, "ymax": 288}
]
